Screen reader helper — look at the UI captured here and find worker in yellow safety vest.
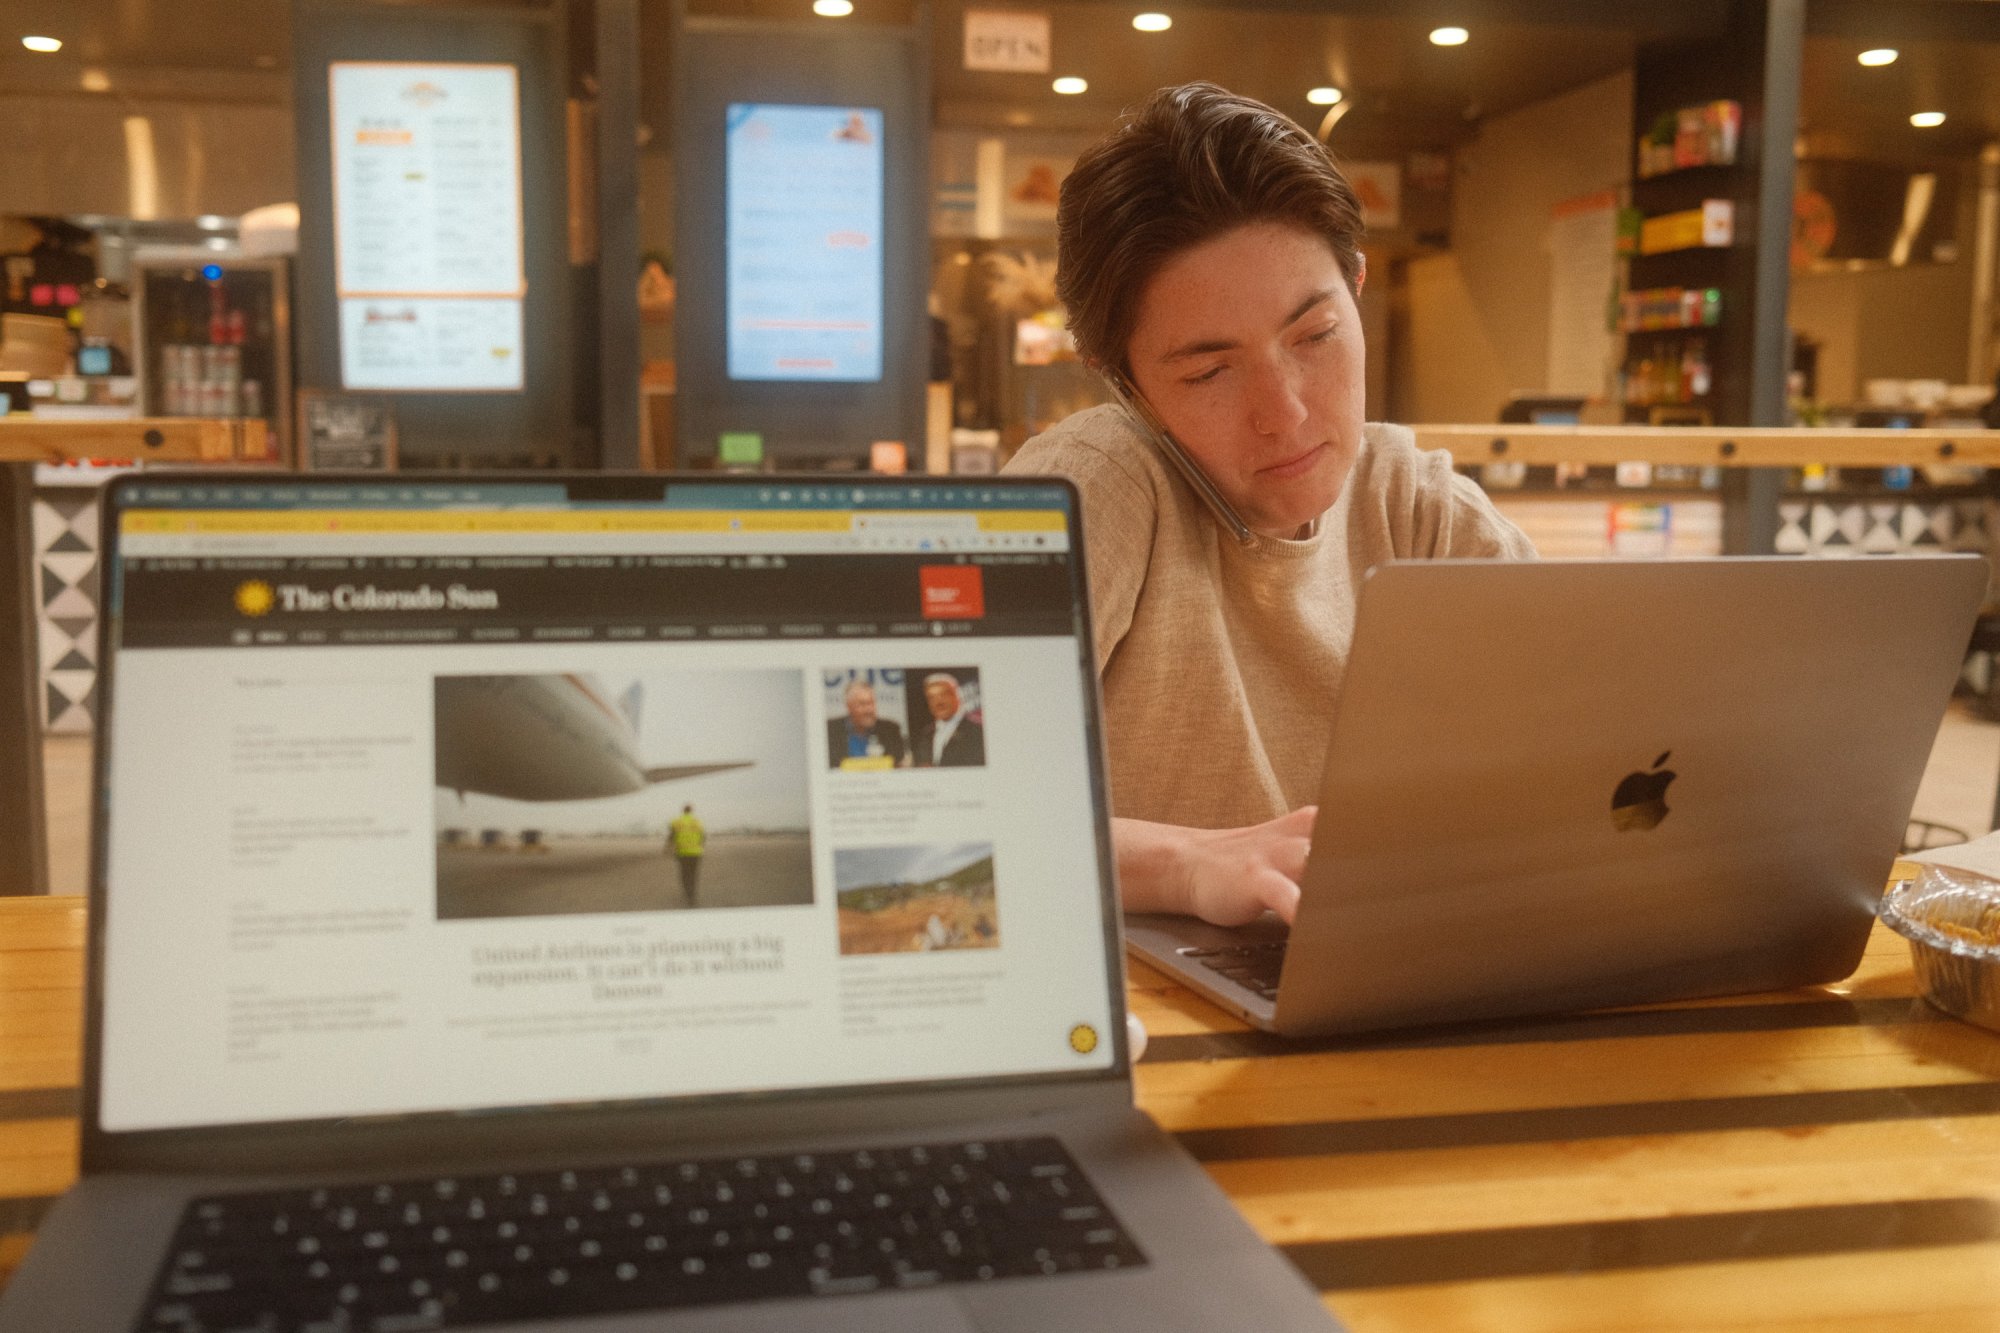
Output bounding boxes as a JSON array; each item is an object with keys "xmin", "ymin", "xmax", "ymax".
[{"xmin": 667, "ymin": 804, "xmax": 705, "ymax": 906}]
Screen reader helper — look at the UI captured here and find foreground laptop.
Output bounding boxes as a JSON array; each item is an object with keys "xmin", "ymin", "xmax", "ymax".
[
  {"xmin": 1129, "ymin": 555, "xmax": 1987, "ymax": 1036},
  {"xmin": 0, "ymin": 474, "xmax": 1335, "ymax": 1331}
]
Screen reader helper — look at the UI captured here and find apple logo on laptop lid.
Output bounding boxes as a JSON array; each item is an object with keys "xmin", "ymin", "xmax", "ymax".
[{"xmin": 1612, "ymin": 751, "xmax": 1676, "ymax": 832}]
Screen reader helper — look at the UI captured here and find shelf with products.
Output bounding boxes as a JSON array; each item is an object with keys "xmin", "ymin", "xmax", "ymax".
[
  {"xmin": 1621, "ymin": 336, "xmax": 1716, "ymax": 409},
  {"xmin": 1635, "ymin": 100, "xmax": 1742, "ymax": 180},
  {"xmin": 1625, "ymin": 78, "xmax": 1752, "ymax": 428},
  {"xmin": 1619, "ymin": 287, "xmax": 1723, "ymax": 333},
  {"xmin": 1635, "ymin": 200, "xmax": 1735, "ymax": 256},
  {"xmin": 129, "ymin": 252, "xmax": 291, "ymax": 464}
]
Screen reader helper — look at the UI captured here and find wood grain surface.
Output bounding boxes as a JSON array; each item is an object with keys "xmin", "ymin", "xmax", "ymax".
[
  {"xmin": 0, "ymin": 417, "xmax": 245, "ymax": 463},
  {"xmin": 7, "ymin": 890, "xmax": 2000, "ymax": 1330}
]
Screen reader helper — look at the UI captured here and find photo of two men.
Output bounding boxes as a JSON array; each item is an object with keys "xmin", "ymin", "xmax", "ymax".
[{"xmin": 824, "ymin": 666, "xmax": 986, "ymax": 771}]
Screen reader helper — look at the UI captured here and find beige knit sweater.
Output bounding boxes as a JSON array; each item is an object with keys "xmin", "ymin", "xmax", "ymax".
[{"xmin": 1005, "ymin": 405, "xmax": 1536, "ymax": 829}]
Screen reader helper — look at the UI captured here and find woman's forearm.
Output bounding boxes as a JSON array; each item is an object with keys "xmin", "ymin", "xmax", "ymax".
[{"xmin": 1111, "ymin": 816, "xmax": 1196, "ymax": 917}]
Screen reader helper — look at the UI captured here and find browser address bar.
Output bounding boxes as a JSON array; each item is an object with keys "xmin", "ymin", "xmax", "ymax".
[{"xmin": 850, "ymin": 512, "xmax": 981, "ymax": 530}]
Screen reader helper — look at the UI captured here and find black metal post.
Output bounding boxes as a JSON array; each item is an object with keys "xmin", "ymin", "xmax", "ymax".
[
  {"xmin": 1725, "ymin": 0, "xmax": 1805, "ymax": 556},
  {"xmin": 595, "ymin": 0, "xmax": 643, "ymax": 468}
]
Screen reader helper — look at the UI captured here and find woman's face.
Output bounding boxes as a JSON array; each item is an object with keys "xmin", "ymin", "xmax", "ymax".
[{"xmin": 1124, "ymin": 222, "xmax": 1365, "ymax": 538}]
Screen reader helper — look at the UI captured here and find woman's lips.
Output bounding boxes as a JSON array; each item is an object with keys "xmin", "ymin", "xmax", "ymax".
[{"xmin": 1258, "ymin": 443, "xmax": 1326, "ymax": 481}]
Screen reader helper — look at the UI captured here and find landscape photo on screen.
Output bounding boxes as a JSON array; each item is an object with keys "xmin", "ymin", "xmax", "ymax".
[{"xmin": 834, "ymin": 842, "xmax": 998, "ymax": 955}]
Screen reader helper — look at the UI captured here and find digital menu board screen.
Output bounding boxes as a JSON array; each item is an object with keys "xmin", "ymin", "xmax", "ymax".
[
  {"xmin": 725, "ymin": 103, "xmax": 885, "ymax": 383},
  {"xmin": 329, "ymin": 62, "xmax": 526, "ymax": 392}
]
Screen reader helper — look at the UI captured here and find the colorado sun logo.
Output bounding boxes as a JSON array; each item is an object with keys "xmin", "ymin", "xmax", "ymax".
[
  {"xmin": 1068, "ymin": 1024, "xmax": 1098, "ymax": 1055},
  {"xmin": 234, "ymin": 580, "xmax": 275, "ymax": 617}
]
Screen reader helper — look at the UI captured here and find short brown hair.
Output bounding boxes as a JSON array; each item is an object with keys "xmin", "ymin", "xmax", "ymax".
[{"xmin": 1056, "ymin": 82, "xmax": 1365, "ymax": 374}]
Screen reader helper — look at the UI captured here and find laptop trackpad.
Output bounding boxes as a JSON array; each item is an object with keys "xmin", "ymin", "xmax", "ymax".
[{"xmin": 600, "ymin": 1291, "xmax": 980, "ymax": 1331}]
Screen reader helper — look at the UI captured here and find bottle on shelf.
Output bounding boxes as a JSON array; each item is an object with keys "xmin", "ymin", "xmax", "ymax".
[{"xmin": 1685, "ymin": 338, "xmax": 1711, "ymax": 399}]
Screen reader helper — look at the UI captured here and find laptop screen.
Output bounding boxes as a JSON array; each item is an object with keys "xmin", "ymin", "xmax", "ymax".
[{"xmin": 94, "ymin": 477, "xmax": 1120, "ymax": 1134}]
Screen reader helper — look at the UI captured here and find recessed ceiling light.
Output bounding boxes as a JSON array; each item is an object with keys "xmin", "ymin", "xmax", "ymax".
[
  {"xmin": 1307, "ymin": 87, "xmax": 1342, "ymax": 106},
  {"xmin": 1132, "ymin": 12, "xmax": 1171, "ymax": 32},
  {"xmin": 1429, "ymin": 26, "xmax": 1468, "ymax": 46},
  {"xmin": 1053, "ymin": 76, "xmax": 1087, "ymax": 95},
  {"xmin": 1911, "ymin": 110, "xmax": 1946, "ymax": 128},
  {"xmin": 1858, "ymin": 48, "xmax": 1898, "ymax": 67},
  {"xmin": 21, "ymin": 35, "xmax": 62, "ymax": 53},
  {"xmin": 812, "ymin": 0, "xmax": 853, "ymax": 16}
]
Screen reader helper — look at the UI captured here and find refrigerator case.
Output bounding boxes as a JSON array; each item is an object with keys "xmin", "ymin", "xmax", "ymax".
[{"xmin": 131, "ymin": 250, "xmax": 293, "ymax": 462}]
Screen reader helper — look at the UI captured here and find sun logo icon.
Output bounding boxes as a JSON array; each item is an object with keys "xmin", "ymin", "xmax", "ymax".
[
  {"xmin": 234, "ymin": 580, "xmax": 275, "ymax": 617},
  {"xmin": 1068, "ymin": 1024, "xmax": 1099, "ymax": 1055}
]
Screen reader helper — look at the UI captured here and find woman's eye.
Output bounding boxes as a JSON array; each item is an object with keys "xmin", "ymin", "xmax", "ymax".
[
  {"xmin": 1183, "ymin": 365, "xmax": 1226, "ymax": 386},
  {"xmin": 1302, "ymin": 325, "xmax": 1340, "ymax": 345}
]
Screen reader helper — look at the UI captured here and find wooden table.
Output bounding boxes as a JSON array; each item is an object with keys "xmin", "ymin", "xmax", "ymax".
[{"xmin": 7, "ymin": 889, "xmax": 2000, "ymax": 1329}]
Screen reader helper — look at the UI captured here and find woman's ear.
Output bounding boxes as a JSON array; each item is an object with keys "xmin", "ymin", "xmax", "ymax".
[{"xmin": 1354, "ymin": 253, "xmax": 1367, "ymax": 297}]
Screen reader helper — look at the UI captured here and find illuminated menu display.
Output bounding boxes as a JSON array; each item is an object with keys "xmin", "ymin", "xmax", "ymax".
[
  {"xmin": 329, "ymin": 62, "xmax": 525, "ymax": 392},
  {"xmin": 726, "ymin": 104, "xmax": 884, "ymax": 383}
]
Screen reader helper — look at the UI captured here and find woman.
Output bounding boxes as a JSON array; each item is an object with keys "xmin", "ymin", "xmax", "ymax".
[{"xmin": 1004, "ymin": 82, "xmax": 1535, "ymax": 927}]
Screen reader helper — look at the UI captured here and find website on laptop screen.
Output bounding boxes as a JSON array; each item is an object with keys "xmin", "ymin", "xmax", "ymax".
[{"xmin": 97, "ymin": 480, "xmax": 1117, "ymax": 1133}]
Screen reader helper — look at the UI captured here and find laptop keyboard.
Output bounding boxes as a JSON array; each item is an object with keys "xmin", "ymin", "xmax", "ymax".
[
  {"xmin": 135, "ymin": 1136, "xmax": 1145, "ymax": 1332},
  {"xmin": 1181, "ymin": 941, "xmax": 1287, "ymax": 1001}
]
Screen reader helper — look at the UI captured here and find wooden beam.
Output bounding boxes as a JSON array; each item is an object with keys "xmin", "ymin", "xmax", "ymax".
[
  {"xmin": 1411, "ymin": 423, "xmax": 2000, "ymax": 468},
  {"xmin": 0, "ymin": 468, "xmax": 47, "ymax": 896},
  {"xmin": 0, "ymin": 418, "xmax": 247, "ymax": 464}
]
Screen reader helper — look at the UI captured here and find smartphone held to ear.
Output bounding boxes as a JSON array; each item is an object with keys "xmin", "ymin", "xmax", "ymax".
[{"xmin": 1100, "ymin": 372, "xmax": 1256, "ymax": 546}]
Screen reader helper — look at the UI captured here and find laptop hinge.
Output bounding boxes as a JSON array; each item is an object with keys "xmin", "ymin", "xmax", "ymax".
[{"xmin": 85, "ymin": 1075, "xmax": 1136, "ymax": 1179}]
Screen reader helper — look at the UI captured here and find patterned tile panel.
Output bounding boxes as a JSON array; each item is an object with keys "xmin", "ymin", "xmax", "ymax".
[{"xmin": 31, "ymin": 489, "xmax": 99, "ymax": 735}]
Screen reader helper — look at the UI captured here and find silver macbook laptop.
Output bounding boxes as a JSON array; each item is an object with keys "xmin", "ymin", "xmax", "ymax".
[
  {"xmin": 0, "ymin": 473, "xmax": 1335, "ymax": 1331},
  {"xmin": 1128, "ymin": 555, "xmax": 1987, "ymax": 1036}
]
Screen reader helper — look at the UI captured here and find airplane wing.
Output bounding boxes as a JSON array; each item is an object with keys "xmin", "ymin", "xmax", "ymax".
[{"xmin": 642, "ymin": 762, "xmax": 755, "ymax": 784}]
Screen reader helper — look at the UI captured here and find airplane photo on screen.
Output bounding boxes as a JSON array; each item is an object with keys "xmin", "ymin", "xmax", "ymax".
[
  {"xmin": 431, "ymin": 670, "xmax": 813, "ymax": 921},
  {"xmin": 434, "ymin": 673, "xmax": 753, "ymax": 802}
]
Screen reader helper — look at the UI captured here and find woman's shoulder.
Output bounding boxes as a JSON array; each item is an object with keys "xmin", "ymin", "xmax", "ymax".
[
  {"xmin": 1345, "ymin": 421, "xmax": 1536, "ymax": 559},
  {"xmin": 1005, "ymin": 405, "xmax": 1170, "ymax": 497},
  {"xmin": 1349, "ymin": 420, "xmax": 1437, "ymax": 483}
]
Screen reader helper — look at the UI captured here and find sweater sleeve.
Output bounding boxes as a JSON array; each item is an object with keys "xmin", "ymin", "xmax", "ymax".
[{"xmin": 1004, "ymin": 420, "xmax": 1161, "ymax": 674}]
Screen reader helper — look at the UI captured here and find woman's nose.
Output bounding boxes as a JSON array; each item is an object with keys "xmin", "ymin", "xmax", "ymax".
[{"xmin": 1247, "ymin": 362, "xmax": 1310, "ymax": 437}]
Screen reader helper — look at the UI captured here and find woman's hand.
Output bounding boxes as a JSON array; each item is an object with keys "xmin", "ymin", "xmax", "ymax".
[{"xmin": 1113, "ymin": 806, "xmax": 1317, "ymax": 926}]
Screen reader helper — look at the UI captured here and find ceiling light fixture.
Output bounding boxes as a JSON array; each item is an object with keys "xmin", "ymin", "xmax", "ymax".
[
  {"xmin": 1053, "ymin": 76, "xmax": 1088, "ymax": 95},
  {"xmin": 21, "ymin": 35, "xmax": 62, "ymax": 53},
  {"xmin": 1307, "ymin": 87, "xmax": 1342, "ymax": 106},
  {"xmin": 1858, "ymin": 48, "xmax": 1898, "ymax": 67},
  {"xmin": 1429, "ymin": 26, "xmax": 1468, "ymax": 46},
  {"xmin": 1911, "ymin": 111, "xmax": 1946, "ymax": 128},
  {"xmin": 1132, "ymin": 12, "xmax": 1171, "ymax": 32},
  {"xmin": 812, "ymin": 0, "xmax": 853, "ymax": 16}
]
